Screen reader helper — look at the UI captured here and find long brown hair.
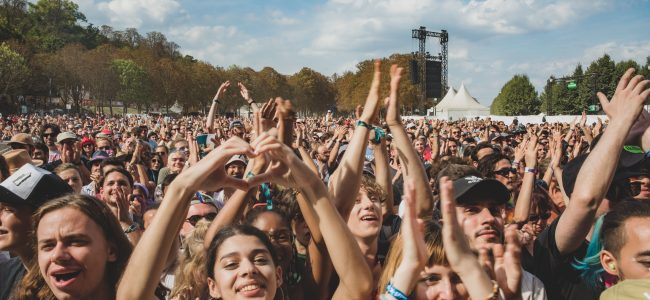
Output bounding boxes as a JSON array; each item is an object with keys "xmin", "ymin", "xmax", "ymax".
[
  {"xmin": 12, "ymin": 194, "xmax": 132, "ymax": 300},
  {"xmin": 378, "ymin": 219, "xmax": 447, "ymax": 293}
]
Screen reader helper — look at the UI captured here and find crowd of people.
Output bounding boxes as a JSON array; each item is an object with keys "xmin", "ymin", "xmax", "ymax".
[{"xmin": 0, "ymin": 63, "xmax": 649, "ymax": 300}]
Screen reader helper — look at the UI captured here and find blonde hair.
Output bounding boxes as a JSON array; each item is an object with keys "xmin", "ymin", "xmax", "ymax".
[
  {"xmin": 378, "ymin": 219, "xmax": 447, "ymax": 293},
  {"xmin": 170, "ymin": 219, "xmax": 211, "ymax": 299}
]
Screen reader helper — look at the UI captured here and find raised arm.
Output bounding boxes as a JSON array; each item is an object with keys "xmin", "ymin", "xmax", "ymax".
[
  {"xmin": 555, "ymin": 68, "xmax": 650, "ymax": 255},
  {"xmin": 513, "ymin": 135, "xmax": 538, "ymax": 224},
  {"xmin": 385, "ymin": 64, "xmax": 434, "ymax": 218},
  {"xmin": 250, "ymin": 133, "xmax": 374, "ymax": 300},
  {"xmin": 328, "ymin": 60, "xmax": 382, "ymax": 217},
  {"xmin": 372, "ymin": 136, "xmax": 394, "ymax": 217},
  {"xmin": 205, "ymin": 81, "xmax": 230, "ymax": 133},
  {"xmin": 117, "ymin": 138, "xmax": 253, "ymax": 299}
]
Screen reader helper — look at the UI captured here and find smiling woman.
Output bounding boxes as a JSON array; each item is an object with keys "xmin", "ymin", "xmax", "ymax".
[{"xmin": 12, "ymin": 195, "xmax": 132, "ymax": 300}]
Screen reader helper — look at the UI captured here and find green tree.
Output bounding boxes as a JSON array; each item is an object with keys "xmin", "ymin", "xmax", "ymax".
[
  {"xmin": 289, "ymin": 67, "xmax": 336, "ymax": 115},
  {"xmin": 491, "ymin": 74, "xmax": 539, "ymax": 115},
  {"xmin": 112, "ymin": 59, "xmax": 148, "ymax": 115},
  {"xmin": 26, "ymin": 0, "xmax": 94, "ymax": 51},
  {"xmin": 0, "ymin": 42, "xmax": 29, "ymax": 110}
]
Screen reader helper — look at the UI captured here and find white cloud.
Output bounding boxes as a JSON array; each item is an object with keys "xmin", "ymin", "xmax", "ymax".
[
  {"xmin": 270, "ymin": 10, "xmax": 299, "ymax": 25},
  {"xmin": 583, "ymin": 41, "xmax": 650, "ymax": 63},
  {"xmin": 74, "ymin": 0, "xmax": 183, "ymax": 28}
]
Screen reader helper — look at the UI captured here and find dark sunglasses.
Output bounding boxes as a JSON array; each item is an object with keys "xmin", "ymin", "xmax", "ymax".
[
  {"xmin": 494, "ymin": 168, "xmax": 517, "ymax": 177},
  {"xmin": 186, "ymin": 212, "xmax": 217, "ymax": 226},
  {"xmin": 528, "ymin": 212, "xmax": 551, "ymax": 222},
  {"xmin": 151, "ymin": 159, "xmax": 161, "ymax": 163},
  {"xmin": 156, "ymin": 151, "xmax": 167, "ymax": 156},
  {"xmin": 42, "ymin": 133, "xmax": 56, "ymax": 137}
]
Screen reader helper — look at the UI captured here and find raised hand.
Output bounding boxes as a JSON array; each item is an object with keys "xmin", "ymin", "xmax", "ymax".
[
  {"xmin": 259, "ymin": 99, "xmax": 277, "ymax": 131},
  {"xmin": 360, "ymin": 60, "xmax": 382, "ymax": 124},
  {"xmin": 174, "ymin": 137, "xmax": 256, "ymax": 192},
  {"xmin": 524, "ymin": 135, "xmax": 538, "ymax": 167},
  {"xmin": 385, "ymin": 64, "xmax": 404, "ymax": 125},
  {"xmin": 238, "ymin": 82, "xmax": 253, "ymax": 104},
  {"xmin": 493, "ymin": 226, "xmax": 523, "ymax": 299},
  {"xmin": 213, "ymin": 80, "xmax": 231, "ymax": 102},
  {"xmin": 387, "ymin": 180, "xmax": 428, "ymax": 294},
  {"xmin": 599, "ymin": 68, "xmax": 650, "ymax": 124}
]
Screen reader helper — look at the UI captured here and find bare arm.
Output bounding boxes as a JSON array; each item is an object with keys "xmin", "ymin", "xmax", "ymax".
[
  {"xmin": 372, "ymin": 137, "xmax": 394, "ymax": 217},
  {"xmin": 206, "ymin": 81, "xmax": 230, "ymax": 133},
  {"xmin": 251, "ymin": 134, "xmax": 374, "ymax": 300},
  {"xmin": 385, "ymin": 64, "xmax": 434, "ymax": 218},
  {"xmin": 117, "ymin": 138, "xmax": 253, "ymax": 299},
  {"xmin": 328, "ymin": 60, "xmax": 382, "ymax": 217},
  {"xmin": 555, "ymin": 69, "xmax": 650, "ymax": 255},
  {"xmin": 513, "ymin": 136, "xmax": 537, "ymax": 224}
]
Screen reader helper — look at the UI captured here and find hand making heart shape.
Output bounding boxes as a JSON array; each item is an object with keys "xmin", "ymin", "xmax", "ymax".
[{"xmin": 173, "ymin": 128, "xmax": 315, "ymax": 193}]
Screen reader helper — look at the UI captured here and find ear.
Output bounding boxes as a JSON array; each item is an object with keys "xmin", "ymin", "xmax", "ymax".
[
  {"xmin": 600, "ymin": 250, "xmax": 619, "ymax": 277},
  {"xmin": 207, "ymin": 277, "xmax": 221, "ymax": 299},
  {"xmin": 107, "ymin": 242, "xmax": 118, "ymax": 262},
  {"xmin": 275, "ymin": 265, "xmax": 283, "ymax": 288}
]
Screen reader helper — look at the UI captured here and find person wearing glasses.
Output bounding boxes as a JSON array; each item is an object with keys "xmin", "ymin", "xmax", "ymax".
[
  {"xmin": 478, "ymin": 152, "xmax": 519, "ymax": 191},
  {"xmin": 154, "ymin": 145, "xmax": 169, "ymax": 167},
  {"xmin": 40, "ymin": 123, "xmax": 61, "ymax": 163},
  {"xmin": 180, "ymin": 197, "xmax": 218, "ymax": 238}
]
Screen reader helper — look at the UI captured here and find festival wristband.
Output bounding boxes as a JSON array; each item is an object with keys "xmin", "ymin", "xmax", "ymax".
[
  {"xmin": 356, "ymin": 120, "xmax": 373, "ymax": 130},
  {"xmin": 385, "ymin": 282, "xmax": 408, "ymax": 300},
  {"xmin": 524, "ymin": 167, "xmax": 538, "ymax": 174}
]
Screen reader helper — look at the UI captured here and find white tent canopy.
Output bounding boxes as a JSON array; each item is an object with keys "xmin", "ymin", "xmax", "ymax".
[{"xmin": 434, "ymin": 83, "xmax": 490, "ymax": 120}]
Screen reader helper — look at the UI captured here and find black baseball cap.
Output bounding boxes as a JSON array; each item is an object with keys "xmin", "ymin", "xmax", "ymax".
[
  {"xmin": 562, "ymin": 145, "xmax": 646, "ymax": 198},
  {"xmin": 0, "ymin": 164, "xmax": 72, "ymax": 208},
  {"xmin": 452, "ymin": 175, "xmax": 510, "ymax": 204}
]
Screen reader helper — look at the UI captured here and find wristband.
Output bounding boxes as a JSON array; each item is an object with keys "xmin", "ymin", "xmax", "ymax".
[
  {"xmin": 356, "ymin": 120, "xmax": 373, "ymax": 130},
  {"xmin": 385, "ymin": 282, "xmax": 408, "ymax": 300},
  {"xmin": 213, "ymin": 99, "xmax": 220, "ymax": 104},
  {"xmin": 524, "ymin": 167, "xmax": 538, "ymax": 174},
  {"xmin": 512, "ymin": 161, "xmax": 520, "ymax": 167},
  {"xmin": 124, "ymin": 223, "xmax": 139, "ymax": 234}
]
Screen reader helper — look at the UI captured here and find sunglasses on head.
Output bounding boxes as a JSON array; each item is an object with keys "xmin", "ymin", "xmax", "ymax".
[
  {"xmin": 185, "ymin": 212, "xmax": 217, "ymax": 226},
  {"xmin": 494, "ymin": 168, "xmax": 517, "ymax": 177},
  {"xmin": 42, "ymin": 133, "xmax": 56, "ymax": 137},
  {"xmin": 528, "ymin": 212, "xmax": 551, "ymax": 222}
]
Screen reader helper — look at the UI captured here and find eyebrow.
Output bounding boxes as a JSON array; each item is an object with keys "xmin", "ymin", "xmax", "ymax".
[
  {"xmin": 635, "ymin": 251, "xmax": 650, "ymax": 257},
  {"xmin": 219, "ymin": 248, "xmax": 271, "ymax": 262},
  {"xmin": 38, "ymin": 233, "xmax": 91, "ymax": 245}
]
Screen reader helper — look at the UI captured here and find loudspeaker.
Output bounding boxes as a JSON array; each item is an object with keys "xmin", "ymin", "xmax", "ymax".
[
  {"xmin": 409, "ymin": 60, "xmax": 419, "ymax": 84},
  {"xmin": 425, "ymin": 60, "xmax": 442, "ymax": 99}
]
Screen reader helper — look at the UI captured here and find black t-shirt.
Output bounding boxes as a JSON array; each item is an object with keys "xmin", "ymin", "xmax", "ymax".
[
  {"xmin": 0, "ymin": 257, "xmax": 26, "ymax": 300},
  {"xmin": 522, "ymin": 217, "xmax": 603, "ymax": 300}
]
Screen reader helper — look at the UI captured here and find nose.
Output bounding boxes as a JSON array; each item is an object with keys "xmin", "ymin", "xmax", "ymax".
[
  {"xmin": 50, "ymin": 242, "xmax": 72, "ymax": 264},
  {"xmin": 479, "ymin": 207, "xmax": 497, "ymax": 225},
  {"xmin": 435, "ymin": 277, "xmax": 456, "ymax": 300},
  {"xmin": 239, "ymin": 258, "xmax": 259, "ymax": 277}
]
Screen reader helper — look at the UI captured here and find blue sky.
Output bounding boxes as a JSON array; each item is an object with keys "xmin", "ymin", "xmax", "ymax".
[{"xmin": 73, "ymin": 0, "xmax": 650, "ymax": 106}]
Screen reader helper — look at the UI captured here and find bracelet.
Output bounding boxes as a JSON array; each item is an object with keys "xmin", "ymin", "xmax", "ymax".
[
  {"xmin": 213, "ymin": 99, "xmax": 220, "ymax": 104},
  {"xmin": 356, "ymin": 120, "xmax": 373, "ymax": 130},
  {"xmin": 524, "ymin": 167, "xmax": 538, "ymax": 174},
  {"xmin": 512, "ymin": 161, "xmax": 520, "ymax": 167},
  {"xmin": 124, "ymin": 223, "xmax": 139, "ymax": 234},
  {"xmin": 484, "ymin": 280, "xmax": 499, "ymax": 300},
  {"xmin": 385, "ymin": 282, "xmax": 408, "ymax": 300}
]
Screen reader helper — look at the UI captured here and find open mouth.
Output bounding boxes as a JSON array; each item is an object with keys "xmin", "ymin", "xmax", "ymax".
[
  {"xmin": 52, "ymin": 270, "xmax": 81, "ymax": 288},
  {"xmin": 237, "ymin": 283, "xmax": 265, "ymax": 296},
  {"xmin": 360, "ymin": 215, "xmax": 379, "ymax": 222}
]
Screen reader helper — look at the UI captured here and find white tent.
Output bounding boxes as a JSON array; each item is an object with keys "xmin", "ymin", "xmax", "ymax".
[{"xmin": 434, "ymin": 83, "xmax": 490, "ymax": 120}]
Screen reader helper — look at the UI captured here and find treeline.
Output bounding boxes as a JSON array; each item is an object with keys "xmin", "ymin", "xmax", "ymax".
[
  {"xmin": 0, "ymin": 0, "xmax": 427, "ymax": 116},
  {"xmin": 491, "ymin": 54, "xmax": 650, "ymax": 116}
]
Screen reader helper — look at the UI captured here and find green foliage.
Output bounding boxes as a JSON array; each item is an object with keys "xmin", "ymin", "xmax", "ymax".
[
  {"xmin": 0, "ymin": 42, "xmax": 29, "ymax": 95},
  {"xmin": 491, "ymin": 74, "xmax": 539, "ymax": 115},
  {"xmin": 112, "ymin": 59, "xmax": 148, "ymax": 109},
  {"xmin": 333, "ymin": 53, "xmax": 419, "ymax": 114}
]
